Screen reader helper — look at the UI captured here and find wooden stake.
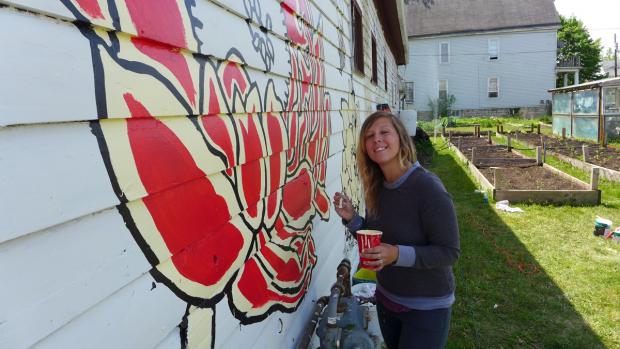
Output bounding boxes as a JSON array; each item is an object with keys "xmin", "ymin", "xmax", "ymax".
[
  {"xmin": 471, "ymin": 147, "xmax": 476, "ymax": 165},
  {"xmin": 562, "ymin": 127, "xmax": 566, "ymax": 140},
  {"xmin": 442, "ymin": 126, "xmax": 446, "ymax": 136},
  {"xmin": 543, "ymin": 141, "xmax": 547, "ymax": 162},
  {"xmin": 582, "ymin": 144, "xmax": 589, "ymax": 163},
  {"xmin": 537, "ymin": 123, "xmax": 541, "ymax": 134},
  {"xmin": 507, "ymin": 134, "xmax": 512, "ymax": 152},
  {"xmin": 500, "ymin": 125, "xmax": 504, "ymax": 133},
  {"xmin": 590, "ymin": 166, "xmax": 600, "ymax": 190},
  {"xmin": 496, "ymin": 125, "xmax": 500, "ymax": 133},
  {"xmin": 457, "ymin": 136, "xmax": 462, "ymax": 150},
  {"xmin": 536, "ymin": 146, "xmax": 542, "ymax": 165},
  {"xmin": 493, "ymin": 167, "xmax": 502, "ymax": 189},
  {"xmin": 487, "ymin": 130, "xmax": 492, "ymax": 144}
]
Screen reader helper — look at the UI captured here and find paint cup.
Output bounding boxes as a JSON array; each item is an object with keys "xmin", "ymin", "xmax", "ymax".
[{"xmin": 356, "ymin": 230, "xmax": 382, "ymax": 269}]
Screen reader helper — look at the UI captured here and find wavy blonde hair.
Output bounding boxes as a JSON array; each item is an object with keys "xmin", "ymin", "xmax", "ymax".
[{"xmin": 356, "ymin": 111, "xmax": 417, "ymax": 218}]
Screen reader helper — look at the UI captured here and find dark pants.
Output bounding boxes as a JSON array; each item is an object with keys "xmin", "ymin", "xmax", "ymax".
[{"xmin": 376, "ymin": 302, "xmax": 452, "ymax": 349}]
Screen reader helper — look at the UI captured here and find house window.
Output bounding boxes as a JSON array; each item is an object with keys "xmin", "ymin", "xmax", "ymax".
[
  {"xmin": 371, "ymin": 35, "xmax": 377, "ymax": 84},
  {"xmin": 439, "ymin": 42, "xmax": 450, "ymax": 64},
  {"xmin": 351, "ymin": 1, "xmax": 364, "ymax": 74},
  {"xmin": 384, "ymin": 58, "xmax": 388, "ymax": 90},
  {"xmin": 439, "ymin": 79, "xmax": 448, "ymax": 99},
  {"xmin": 405, "ymin": 82, "xmax": 414, "ymax": 103},
  {"xmin": 488, "ymin": 77, "xmax": 499, "ymax": 98},
  {"xmin": 488, "ymin": 39, "xmax": 499, "ymax": 60}
]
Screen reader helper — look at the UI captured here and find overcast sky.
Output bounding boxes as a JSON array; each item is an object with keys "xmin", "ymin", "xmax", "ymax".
[{"xmin": 554, "ymin": 0, "xmax": 619, "ymax": 52}]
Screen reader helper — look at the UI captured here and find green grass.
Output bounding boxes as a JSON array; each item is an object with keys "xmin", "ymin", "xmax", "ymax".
[
  {"xmin": 420, "ymin": 116, "xmax": 554, "ymax": 136},
  {"xmin": 426, "ymin": 137, "xmax": 620, "ymax": 348}
]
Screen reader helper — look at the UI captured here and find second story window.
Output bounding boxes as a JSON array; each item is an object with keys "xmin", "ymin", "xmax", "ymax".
[
  {"xmin": 439, "ymin": 79, "xmax": 448, "ymax": 99},
  {"xmin": 440, "ymin": 42, "xmax": 450, "ymax": 64},
  {"xmin": 371, "ymin": 35, "xmax": 378, "ymax": 84},
  {"xmin": 352, "ymin": 1, "xmax": 364, "ymax": 74},
  {"xmin": 384, "ymin": 58, "xmax": 388, "ymax": 90},
  {"xmin": 488, "ymin": 39, "xmax": 499, "ymax": 60},
  {"xmin": 488, "ymin": 77, "xmax": 499, "ymax": 98}
]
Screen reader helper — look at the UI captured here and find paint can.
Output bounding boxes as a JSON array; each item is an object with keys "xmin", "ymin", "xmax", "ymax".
[{"xmin": 593, "ymin": 216, "xmax": 612, "ymax": 237}]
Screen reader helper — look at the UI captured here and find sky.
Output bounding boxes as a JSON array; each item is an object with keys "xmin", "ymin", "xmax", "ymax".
[{"xmin": 554, "ymin": 0, "xmax": 619, "ymax": 52}]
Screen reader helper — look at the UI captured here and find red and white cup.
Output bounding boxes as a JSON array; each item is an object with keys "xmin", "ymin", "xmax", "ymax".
[{"xmin": 356, "ymin": 230, "xmax": 383, "ymax": 269}]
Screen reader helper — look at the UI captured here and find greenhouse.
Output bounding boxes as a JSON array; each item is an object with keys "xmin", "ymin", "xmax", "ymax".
[{"xmin": 549, "ymin": 77, "xmax": 620, "ymax": 144}]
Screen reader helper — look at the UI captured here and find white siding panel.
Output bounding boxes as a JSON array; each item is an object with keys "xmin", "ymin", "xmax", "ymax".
[
  {"xmin": 0, "ymin": 209, "xmax": 148, "ymax": 349},
  {"xmin": 0, "ymin": 122, "xmax": 118, "ymax": 243},
  {"xmin": 405, "ymin": 30, "xmax": 558, "ymax": 112},
  {"xmin": 0, "ymin": 7, "xmax": 97, "ymax": 125},
  {"xmin": 31, "ymin": 273, "xmax": 186, "ymax": 349}
]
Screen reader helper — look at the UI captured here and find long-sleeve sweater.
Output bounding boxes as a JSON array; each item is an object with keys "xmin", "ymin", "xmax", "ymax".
[{"xmin": 347, "ymin": 165, "xmax": 460, "ymax": 298}]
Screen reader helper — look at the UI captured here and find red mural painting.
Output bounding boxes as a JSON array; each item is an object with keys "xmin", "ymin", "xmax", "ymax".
[{"xmin": 63, "ymin": 0, "xmax": 331, "ymax": 345}]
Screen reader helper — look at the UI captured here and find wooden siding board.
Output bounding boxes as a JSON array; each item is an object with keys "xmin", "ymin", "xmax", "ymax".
[
  {"xmin": 0, "ymin": 7, "xmax": 97, "ymax": 126},
  {"xmin": 0, "ymin": 209, "xmax": 150, "ymax": 349},
  {"xmin": 30, "ymin": 273, "xmax": 187, "ymax": 349},
  {"xmin": 0, "ymin": 122, "xmax": 118, "ymax": 244}
]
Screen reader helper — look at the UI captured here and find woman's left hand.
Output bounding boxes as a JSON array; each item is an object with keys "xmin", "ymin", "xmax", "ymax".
[{"xmin": 360, "ymin": 243, "xmax": 399, "ymax": 271}]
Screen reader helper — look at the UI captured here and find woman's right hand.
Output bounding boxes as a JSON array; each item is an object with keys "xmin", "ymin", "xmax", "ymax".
[{"xmin": 332, "ymin": 192, "xmax": 355, "ymax": 222}]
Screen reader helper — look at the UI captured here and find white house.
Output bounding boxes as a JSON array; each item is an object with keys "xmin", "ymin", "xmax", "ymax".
[
  {"xmin": 0, "ymin": 0, "xmax": 407, "ymax": 348},
  {"xmin": 402, "ymin": 0, "xmax": 561, "ymax": 118}
]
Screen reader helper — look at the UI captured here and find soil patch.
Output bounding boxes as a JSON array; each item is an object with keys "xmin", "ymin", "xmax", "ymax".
[
  {"xmin": 515, "ymin": 133, "xmax": 620, "ymax": 171},
  {"xmin": 450, "ymin": 135, "xmax": 585, "ymax": 190}
]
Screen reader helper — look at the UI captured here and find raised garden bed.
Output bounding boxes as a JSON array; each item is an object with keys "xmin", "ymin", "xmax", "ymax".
[
  {"xmin": 497, "ymin": 132, "xmax": 620, "ymax": 182},
  {"xmin": 447, "ymin": 134, "xmax": 601, "ymax": 205}
]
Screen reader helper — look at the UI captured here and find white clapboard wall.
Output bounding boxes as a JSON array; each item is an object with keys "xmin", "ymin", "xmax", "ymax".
[{"xmin": 0, "ymin": 0, "xmax": 401, "ymax": 348}]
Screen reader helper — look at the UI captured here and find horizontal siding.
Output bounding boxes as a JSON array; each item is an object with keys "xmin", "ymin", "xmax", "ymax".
[
  {"xmin": 1, "ymin": 0, "xmax": 398, "ymax": 348},
  {"xmin": 404, "ymin": 30, "xmax": 557, "ymax": 112}
]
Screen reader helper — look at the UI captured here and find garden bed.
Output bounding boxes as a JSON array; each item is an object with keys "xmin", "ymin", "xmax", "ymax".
[
  {"xmin": 497, "ymin": 132, "xmax": 620, "ymax": 182},
  {"xmin": 447, "ymin": 134, "xmax": 601, "ymax": 204}
]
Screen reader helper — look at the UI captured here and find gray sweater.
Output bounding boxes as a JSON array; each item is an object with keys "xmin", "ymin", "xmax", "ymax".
[{"xmin": 354, "ymin": 166, "xmax": 460, "ymax": 297}]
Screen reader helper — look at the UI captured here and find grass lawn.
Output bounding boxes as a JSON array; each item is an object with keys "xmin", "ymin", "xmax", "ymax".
[{"xmin": 426, "ymin": 137, "xmax": 620, "ymax": 348}]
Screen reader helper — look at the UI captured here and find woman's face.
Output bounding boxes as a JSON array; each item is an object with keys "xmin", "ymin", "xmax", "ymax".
[{"xmin": 364, "ymin": 117, "xmax": 400, "ymax": 167}]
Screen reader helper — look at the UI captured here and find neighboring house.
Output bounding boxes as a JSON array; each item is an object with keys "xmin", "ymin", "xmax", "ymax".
[
  {"xmin": 0, "ymin": 1, "xmax": 406, "ymax": 348},
  {"xmin": 402, "ymin": 0, "xmax": 560, "ymax": 119},
  {"xmin": 603, "ymin": 58, "xmax": 620, "ymax": 78}
]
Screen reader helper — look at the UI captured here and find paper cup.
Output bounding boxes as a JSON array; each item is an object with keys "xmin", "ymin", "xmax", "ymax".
[{"xmin": 356, "ymin": 230, "xmax": 382, "ymax": 269}]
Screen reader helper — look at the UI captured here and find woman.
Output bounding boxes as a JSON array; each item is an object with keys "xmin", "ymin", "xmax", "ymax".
[{"xmin": 333, "ymin": 111, "xmax": 460, "ymax": 349}]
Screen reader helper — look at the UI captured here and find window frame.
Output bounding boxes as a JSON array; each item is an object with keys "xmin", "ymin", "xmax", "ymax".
[
  {"xmin": 351, "ymin": 1, "xmax": 364, "ymax": 74},
  {"xmin": 488, "ymin": 38, "xmax": 499, "ymax": 60},
  {"xmin": 384, "ymin": 58, "xmax": 388, "ymax": 90},
  {"xmin": 371, "ymin": 35, "xmax": 377, "ymax": 84},
  {"xmin": 404, "ymin": 81, "xmax": 414, "ymax": 104},
  {"xmin": 488, "ymin": 77, "xmax": 499, "ymax": 98},
  {"xmin": 439, "ymin": 42, "xmax": 450, "ymax": 64},
  {"xmin": 439, "ymin": 79, "xmax": 448, "ymax": 100}
]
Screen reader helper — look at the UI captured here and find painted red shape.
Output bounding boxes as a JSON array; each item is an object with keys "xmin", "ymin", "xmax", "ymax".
[
  {"xmin": 202, "ymin": 115, "xmax": 236, "ymax": 168},
  {"xmin": 74, "ymin": 0, "xmax": 104, "ymax": 19},
  {"xmin": 171, "ymin": 221, "xmax": 244, "ymax": 285},
  {"xmin": 239, "ymin": 115, "xmax": 263, "ymax": 165},
  {"xmin": 125, "ymin": 0, "xmax": 187, "ymax": 49},
  {"xmin": 223, "ymin": 62, "xmax": 248, "ymax": 100},
  {"xmin": 282, "ymin": 169, "xmax": 312, "ymax": 220},
  {"xmin": 124, "ymin": 94, "xmax": 238, "ymax": 282},
  {"xmin": 241, "ymin": 160, "xmax": 262, "ymax": 217},
  {"xmin": 131, "ymin": 37, "xmax": 196, "ymax": 106},
  {"xmin": 261, "ymin": 243, "xmax": 304, "ymax": 282},
  {"xmin": 237, "ymin": 259, "xmax": 305, "ymax": 307}
]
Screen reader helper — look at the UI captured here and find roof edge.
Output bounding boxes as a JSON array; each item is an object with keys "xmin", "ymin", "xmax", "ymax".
[{"xmin": 408, "ymin": 22, "xmax": 561, "ymax": 39}]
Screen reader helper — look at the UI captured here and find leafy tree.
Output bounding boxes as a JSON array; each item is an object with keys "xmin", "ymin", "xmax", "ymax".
[
  {"xmin": 557, "ymin": 16, "xmax": 605, "ymax": 84},
  {"xmin": 427, "ymin": 94, "xmax": 456, "ymax": 119}
]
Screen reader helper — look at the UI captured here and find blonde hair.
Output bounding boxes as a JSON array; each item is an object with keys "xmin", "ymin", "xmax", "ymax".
[{"xmin": 356, "ymin": 111, "xmax": 417, "ymax": 218}]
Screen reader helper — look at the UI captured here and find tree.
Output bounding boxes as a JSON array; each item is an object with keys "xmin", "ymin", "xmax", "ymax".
[
  {"xmin": 603, "ymin": 47, "xmax": 615, "ymax": 61},
  {"xmin": 557, "ymin": 16, "xmax": 605, "ymax": 84}
]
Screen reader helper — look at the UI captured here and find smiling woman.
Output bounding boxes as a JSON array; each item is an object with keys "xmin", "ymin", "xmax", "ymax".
[{"xmin": 333, "ymin": 111, "xmax": 461, "ymax": 349}]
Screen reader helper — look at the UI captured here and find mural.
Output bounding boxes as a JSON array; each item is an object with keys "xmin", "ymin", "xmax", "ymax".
[{"xmin": 60, "ymin": 0, "xmax": 333, "ymax": 347}]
